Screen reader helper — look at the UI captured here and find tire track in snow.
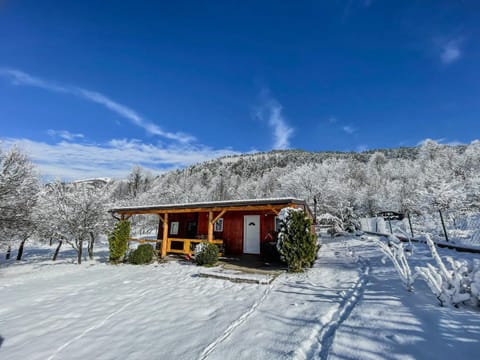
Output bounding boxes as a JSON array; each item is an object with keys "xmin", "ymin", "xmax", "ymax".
[
  {"xmin": 294, "ymin": 257, "xmax": 370, "ymax": 360},
  {"xmin": 47, "ymin": 286, "xmax": 156, "ymax": 360},
  {"xmin": 198, "ymin": 280, "xmax": 275, "ymax": 360}
]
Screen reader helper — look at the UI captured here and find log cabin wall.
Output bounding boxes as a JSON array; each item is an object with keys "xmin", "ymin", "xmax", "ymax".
[
  {"xmin": 211, "ymin": 210, "xmax": 276, "ymax": 255},
  {"xmin": 161, "ymin": 210, "xmax": 278, "ymax": 255},
  {"xmin": 163, "ymin": 213, "xmax": 198, "ymax": 239}
]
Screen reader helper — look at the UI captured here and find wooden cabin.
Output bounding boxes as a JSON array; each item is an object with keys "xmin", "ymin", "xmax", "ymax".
[{"xmin": 109, "ymin": 198, "xmax": 312, "ymax": 257}]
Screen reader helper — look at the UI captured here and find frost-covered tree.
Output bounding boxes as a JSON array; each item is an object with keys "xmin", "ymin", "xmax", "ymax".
[
  {"xmin": 127, "ymin": 166, "xmax": 154, "ymax": 199},
  {"xmin": 417, "ymin": 162, "xmax": 466, "ymax": 241},
  {"xmin": 36, "ymin": 182, "xmax": 109, "ymax": 264},
  {"xmin": 0, "ymin": 147, "xmax": 40, "ymax": 260}
]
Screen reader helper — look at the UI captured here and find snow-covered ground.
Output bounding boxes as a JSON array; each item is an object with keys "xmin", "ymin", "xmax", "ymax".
[{"xmin": 1, "ymin": 238, "xmax": 479, "ymax": 359}]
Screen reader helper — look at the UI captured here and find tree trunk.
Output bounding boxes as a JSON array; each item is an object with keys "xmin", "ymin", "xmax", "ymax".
[
  {"xmin": 407, "ymin": 212, "xmax": 414, "ymax": 238},
  {"xmin": 88, "ymin": 232, "xmax": 95, "ymax": 260},
  {"xmin": 52, "ymin": 241, "xmax": 62, "ymax": 261},
  {"xmin": 5, "ymin": 245, "xmax": 11, "ymax": 260},
  {"xmin": 16, "ymin": 238, "xmax": 27, "ymax": 261},
  {"xmin": 439, "ymin": 209, "xmax": 449, "ymax": 242},
  {"xmin": 78, "ymin": 239, "xmax": 83, "ymax": 264}
]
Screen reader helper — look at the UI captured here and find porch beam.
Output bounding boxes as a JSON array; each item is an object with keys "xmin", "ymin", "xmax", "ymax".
[
  {"xmin": 212, "ymin": 209, "xmax": 227, "ymax": 225},
  {"xmin": 268, "ymin": 207, "xmax": 280, "ymax": 215}
]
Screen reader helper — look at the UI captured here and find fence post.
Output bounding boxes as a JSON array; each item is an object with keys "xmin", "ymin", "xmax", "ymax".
[
  {"xmin": 439, "ymin": 209, "xmax": 449, "ymax": 242},
  {"xmin": 407, "ymin": 212, "xmax": 414, "ymax": 238}
]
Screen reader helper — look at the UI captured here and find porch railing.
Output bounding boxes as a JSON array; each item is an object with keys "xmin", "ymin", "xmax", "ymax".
[
  {"xmin": 167, "ymin": 238, "xmax": 224, "ymax": 256},
  {"xmin": 128, "ymin": 237, "xmax": 224, "ymax": 256}
]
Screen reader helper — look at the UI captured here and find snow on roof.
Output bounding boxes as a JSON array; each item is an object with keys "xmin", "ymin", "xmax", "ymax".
[{"xmin": 110, "ymin": 197, "xmax": 308, "ymax": 213}]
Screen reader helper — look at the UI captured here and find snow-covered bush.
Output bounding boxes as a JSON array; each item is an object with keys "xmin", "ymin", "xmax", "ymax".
[
  {"xmin": 195, "ymin": 242, "xmax": 218, "ymax": 266},
  {"xmin": 470, "ymin": 261, "xmax": 480, "ymax": 306},
  {"xmin": 372, "ymin": 235, "xmax": 417, "ymax": 291},
  {"xmin": 342, "ymin": 207, "xmax": 360, "ymax": 233},
  {"xmin": 317, "ymin": 213, "xmax": 343, "ymax": 236},
  {"xmin": 374, "ymin": 233, "xmax": 480, "ymax": 307},
  {"xmin": 277, "ymin": 207, "xmax": 316, "ymax": 272},
  {"xmin": 128, "ymin": 244, "xmax": 154, "ymax": 265},
  {"xmin": 109, "ymin": 220, "xmax": 130, "ymax": 263},
  {"xmin": 415, "ymin": 235, "xmax": 471, "ymax": 307}
]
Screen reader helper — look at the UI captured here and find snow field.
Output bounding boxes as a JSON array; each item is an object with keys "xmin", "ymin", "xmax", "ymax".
[
  {"xmin": 329, "ymin": 238, "xmax": 480, "ymax": 360},
  {"xmin": 1, "ymin": 256, "xmax": 267, "ymax": 360},
  {"xmin": 1, "ymin": 238, "xmax": 480, "ymax": 359}
]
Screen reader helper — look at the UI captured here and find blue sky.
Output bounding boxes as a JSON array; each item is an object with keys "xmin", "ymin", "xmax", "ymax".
[{"xmin": 1, "ymin": 0, "xmax": 479, "ymax": 179}]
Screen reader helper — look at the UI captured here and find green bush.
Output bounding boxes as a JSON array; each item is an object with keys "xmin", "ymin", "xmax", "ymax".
[
  {"xmin": 195, "ymin": 242, "xmax": 219, "ymax": 266},
  {"xmin": 109, "ymin": 220, "xmax": 130, "ymax": 263},
  {"xmin": 277, "ymin": 208, "xmax": 317, "ymax": 272},
  {"xmin": 128, "ymin": 244, "xmax": 154, "ymax": 265}
]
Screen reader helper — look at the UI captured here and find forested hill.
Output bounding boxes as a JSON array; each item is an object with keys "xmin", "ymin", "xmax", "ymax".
[
  {"xmin": 191, "ymin": 146, "xmax": 423, "ymax": 174},
  {"xmin": 111, "ymin": 140, "xmax": 479, "ymax": 220}
]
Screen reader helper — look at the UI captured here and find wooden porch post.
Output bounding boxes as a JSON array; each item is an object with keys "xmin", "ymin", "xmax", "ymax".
[
  {"xmin": 208, "ymin": 211, "xmax": 213, "ymax": 243},
  {"xmin": 161, "ymin": 213, "xmax": 169, "ymax": 257}
]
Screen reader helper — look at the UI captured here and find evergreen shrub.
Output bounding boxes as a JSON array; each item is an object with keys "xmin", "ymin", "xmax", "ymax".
[
  {"xmin": 109, "ymin": 220, "xmax": 130, "ymax": 263},
  {"xmin": 277, "ymin": 208, "xmax": 317, "ymax": 272},
  {"xmin": 128, "ymin": 244, "xmax": 154, "ymax": 265},
  {"xmin": 195, "ymin": 242, "xmax": 219, "ymax": 266}
]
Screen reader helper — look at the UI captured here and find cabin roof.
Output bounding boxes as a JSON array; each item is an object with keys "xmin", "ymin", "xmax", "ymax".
[{"xmin": 109, "ymin": 197, "xmax": 310, "ymax": 214}]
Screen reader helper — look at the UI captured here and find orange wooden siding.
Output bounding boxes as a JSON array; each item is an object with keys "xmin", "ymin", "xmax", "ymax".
[{"xmin": 157, "ymin": 210, "xmax": 277, "ymax": 255}]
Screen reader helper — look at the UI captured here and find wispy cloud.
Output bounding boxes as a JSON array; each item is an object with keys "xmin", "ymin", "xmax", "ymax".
[
  {"xmin": 0, "ymin": 68, "xmax": 194, "ymax": 143},
  {"xmin": 47, "ymin": 129, "xmax": 84, "ymax": 141},
  {"xmin": 255, "ymin": 90, "xmax": 294, "ymax": 150},
  {"xmin": 342, "ymin": 125, "xmax": 356, "ymax": 134},
  {"xmin": 439, "ymin": 38, "xmax": 463, "ymax": 64},
  {"xmin": 0, "ymin": 137, "xmax": 238, "ymax": 181},
  {"xmin": 326, "ymin": 117, "xmax": 357, "ymax": 136}
]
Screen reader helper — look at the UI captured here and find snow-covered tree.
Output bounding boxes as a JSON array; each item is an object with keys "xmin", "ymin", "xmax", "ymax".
[
  {"xmin": 0, "ymin": 146, "xmax": 40, "ymax": 260},
  {"xmin": 36, "ymin": 181, "xmax": 109, "ymax": 264}
]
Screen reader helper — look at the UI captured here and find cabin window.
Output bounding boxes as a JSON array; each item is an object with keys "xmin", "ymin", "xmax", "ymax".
[
  {"xmin": 170, "ymin": 221, "xmax": 179, "ymax": 235},
  {"xmin": 214, "ymin": 218, "xmax": 224, "ymax": 232}
]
